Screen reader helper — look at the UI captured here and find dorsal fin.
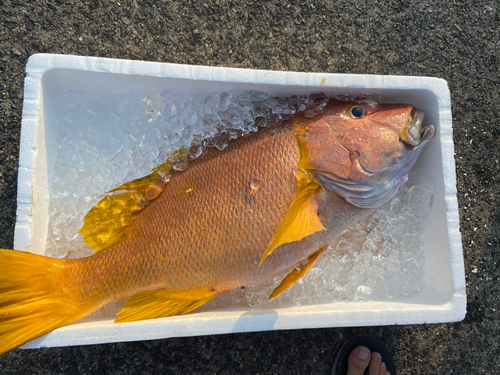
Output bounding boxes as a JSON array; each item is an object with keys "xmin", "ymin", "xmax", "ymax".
[{"xmin": 79, "ymin": 148, "xmax": 188, "ymax": 253}]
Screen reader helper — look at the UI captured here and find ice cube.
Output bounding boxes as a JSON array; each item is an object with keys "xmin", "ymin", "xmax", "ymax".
[
  {"xmin": 204, "ymin": 93, "xmax": 221, "ymax": 111},
  {"xmin": 386, "ymin": 197, "xmax": 402, "ymax": 220},
  {"xmin": 354, "ymin": 285, "xmax": 373, "ymax": 301},
  {"xmin": 100, "ymin": 136, "xmax": 123, "ymax": 160},
  {"xmin": 220, "ymin": 105, "xmax": 246, "ymax": 129},
  {"xmin": 239, "ymin": 90, "xmax": 269, "ymax": 102},
  {"xmin": 263, "ymin": 97, "xmax": 296, "ymax": 115},
  {"xmin": 404, "ymin": 185, "xmax": 434, "ymax": 218}
]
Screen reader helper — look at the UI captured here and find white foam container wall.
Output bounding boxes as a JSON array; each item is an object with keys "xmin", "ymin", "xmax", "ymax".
[{"xmin": 15, "ymin": 54, "xmax": 465, "ymax": 349}]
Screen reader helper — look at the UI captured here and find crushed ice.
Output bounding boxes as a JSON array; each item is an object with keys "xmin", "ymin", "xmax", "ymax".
[{"xmin": 45, "ymin": 89, "xmax": 431, "ymax": 315}]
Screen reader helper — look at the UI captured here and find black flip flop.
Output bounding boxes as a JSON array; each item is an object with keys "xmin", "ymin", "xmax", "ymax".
[{"xmin": 332, "ymin": 335, "xmax": 397, "ymax": 375}]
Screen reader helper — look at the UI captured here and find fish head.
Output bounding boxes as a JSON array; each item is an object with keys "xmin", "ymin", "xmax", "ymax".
[{"xmin": 298, "ymin": 99, "xmax": 435, "ymax": 208}]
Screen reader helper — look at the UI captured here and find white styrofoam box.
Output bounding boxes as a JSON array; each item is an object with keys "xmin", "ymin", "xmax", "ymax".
[{"xmin": 15, "ymin": 54, "xmax": 465, "ymax": 349}]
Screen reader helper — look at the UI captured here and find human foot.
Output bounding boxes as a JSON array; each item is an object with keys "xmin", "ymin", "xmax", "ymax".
[
  {"xmin": 332, "ymin": 335, "xmax": 396, "ymax": 375},
  {"xmin": 346, "ymin": 345, "xmax": 390, "ymax": 375}
]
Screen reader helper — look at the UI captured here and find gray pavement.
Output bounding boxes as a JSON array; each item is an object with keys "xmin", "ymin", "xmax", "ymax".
[{"xmin": 0, "ymin": 0, "xmax": 498, "ymax": 374}]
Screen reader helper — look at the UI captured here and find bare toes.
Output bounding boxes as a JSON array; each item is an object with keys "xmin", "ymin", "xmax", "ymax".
[
  {"xmin": 346, "ymin": 346, "xmax": 371, "ymax": 375},
  {"xmin": 368, "ymin": 352, "xmax": 382, "ymax": 375},
  {"xmin": 379, "ymin": 361, "xmax": 387, "ymax": 375}
]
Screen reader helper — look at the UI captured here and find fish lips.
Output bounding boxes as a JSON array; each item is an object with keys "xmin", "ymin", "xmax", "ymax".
[
  {"xmin": 315, "ymin": 124, "xmax": 436, "ymax": 209},
  {"xmin": 401, "ymin": 110, "xmax": 425, "ymax": 147}
]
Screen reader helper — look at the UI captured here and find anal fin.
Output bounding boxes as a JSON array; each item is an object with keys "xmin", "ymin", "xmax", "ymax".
[
  {"xmin": 269, "ymin": 245, "xmax": 327, "ymax": 300},
  {"xmin": 115, "ymin": 289, "xmax": 219, "ymax": 323}
]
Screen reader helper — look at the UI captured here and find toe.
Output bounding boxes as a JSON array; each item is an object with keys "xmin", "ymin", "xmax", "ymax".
[
  {"xmin": 368, "ymin": 352, "xmax": 382, "ymax": 375},
  {"xmin": 346, "ymin": 346, "xmax": 371, "ymax": 375},
  {"xmin": 379, "ymin": 361, "xmax": 387, "ymax": 375}
]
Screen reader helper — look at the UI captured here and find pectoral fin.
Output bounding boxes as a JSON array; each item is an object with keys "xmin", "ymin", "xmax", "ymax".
[
  {"xmin": 269, "ymin": 245, "xmax": 327, "ymax": 300},
  {"xmin": 116, "ymin": 289, "xmax": 219, "ymax": 323},
  {"xmin": 259, "ymin": 174, "xmax": 325, "ymax": 266}
]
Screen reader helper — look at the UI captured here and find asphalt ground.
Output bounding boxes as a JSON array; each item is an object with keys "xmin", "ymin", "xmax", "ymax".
[{"xmin": 0, "ymin": 0, "xmax": 499, "ymax": 374}]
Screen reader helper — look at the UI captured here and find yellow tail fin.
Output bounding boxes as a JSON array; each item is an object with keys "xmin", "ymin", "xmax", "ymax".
[{"xmin": 0, "ymin": 249, "xmax": 83, "ymax": 355}]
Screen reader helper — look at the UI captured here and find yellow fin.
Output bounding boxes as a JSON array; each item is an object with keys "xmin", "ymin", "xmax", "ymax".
[
  {"xmin": 269, "ymin": 245, "xmax": 327, "ymax": 300},
  {"xmin": 79, "ymin": 148, "xmax": 188, "ymax": 253},
  {"xmin": 116, "ymin": 289, "xmax": 218, "ymax": 323},
  {"xmin": 259, "ymin": 173, "xmax": 325, "ymax": 266},
  {"xmin": 0, "ymin": 249, "xmax": 86, "ymax": 355}
]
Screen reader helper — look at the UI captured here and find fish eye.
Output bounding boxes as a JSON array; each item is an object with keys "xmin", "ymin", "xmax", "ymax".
[{"xmin": 348, "ymin": 106, "xmax": 366, "ymax": 119}]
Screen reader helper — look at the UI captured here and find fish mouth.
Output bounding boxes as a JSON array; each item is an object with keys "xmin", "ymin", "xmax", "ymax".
[
  {"xmin": 315, "ymin": 122, "xmax": 436, "ymax": 209},
  {"xmin": 401, "ymin": 109, "xmax": 425, "ymax": 147}
]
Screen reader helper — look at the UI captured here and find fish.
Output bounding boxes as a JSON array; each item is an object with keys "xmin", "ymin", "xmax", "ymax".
[{"xmin": 0, "ymin": 98, "xmax": 435, "ymax": 354}]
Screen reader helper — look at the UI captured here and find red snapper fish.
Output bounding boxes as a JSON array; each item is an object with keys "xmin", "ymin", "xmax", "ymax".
[{"xmin": 0, "ymin": 99, "xmax": 434, "ymax": 354}]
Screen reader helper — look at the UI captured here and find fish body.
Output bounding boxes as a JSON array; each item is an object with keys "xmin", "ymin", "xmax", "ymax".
[
  {"xmin": 67, "ymin": 124, "xmax": 366, "ymax": 306},
  {"xmin": 0, "ymin": 98, "xmax": 435, "ymax": 354}
]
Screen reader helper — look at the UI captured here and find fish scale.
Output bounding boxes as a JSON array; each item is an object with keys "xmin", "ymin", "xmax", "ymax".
[
  {"xmin": 61, "ymin": 123, "xmax": 300, "ymax": 312},
  {"xmin": 0, "ymin": 99, "xmax": 434, "ymax": 354}
]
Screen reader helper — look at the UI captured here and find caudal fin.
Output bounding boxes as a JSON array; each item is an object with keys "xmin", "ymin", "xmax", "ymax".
[{"xmin": 0, "ymin": 249, "xmax": 83, "ymax": 355}]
